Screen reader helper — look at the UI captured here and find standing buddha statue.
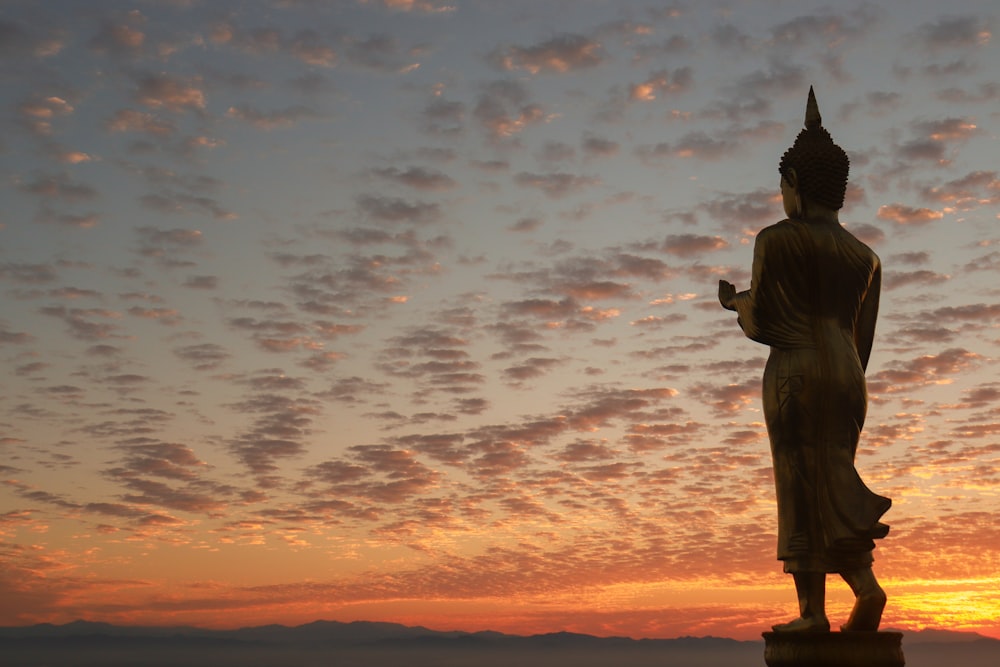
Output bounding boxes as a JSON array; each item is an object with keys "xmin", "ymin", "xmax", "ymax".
[{"xmin": 719, "ymin": 87, "xmax": 891, "ymax": 633}]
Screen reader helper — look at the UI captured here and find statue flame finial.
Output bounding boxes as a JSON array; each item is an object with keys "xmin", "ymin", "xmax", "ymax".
[{"xmin": 805, "ymin": 85, "xmax": 822, "ymax": 129}]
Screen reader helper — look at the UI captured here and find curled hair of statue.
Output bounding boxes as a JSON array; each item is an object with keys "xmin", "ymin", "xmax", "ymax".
[{"xmin": 779, "ymin": 86, "xmax": 850, "ymax": 211}]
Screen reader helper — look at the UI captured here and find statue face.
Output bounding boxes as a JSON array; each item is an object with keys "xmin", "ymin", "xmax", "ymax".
[{"xmin": 780, "ymin": 174, "xmax": 799, "ymax": 219}]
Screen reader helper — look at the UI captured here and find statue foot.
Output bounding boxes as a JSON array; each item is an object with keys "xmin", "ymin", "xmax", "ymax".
[
  {"xmin": 841, "ymin": 589, "xmax": 887, "ymax": 632},
  {"xmin": 772, "ymin": 616, "xmax": 830, "ymax": 633}
]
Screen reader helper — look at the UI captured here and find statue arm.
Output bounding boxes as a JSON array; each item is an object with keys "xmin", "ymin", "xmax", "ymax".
[
  {"xmin": 730, "ymin": 229, "xmax": 771, "ymax": 340},
  {"xmin": 855, "ymin": 259, "xmax": 881, "ymax": 372}
]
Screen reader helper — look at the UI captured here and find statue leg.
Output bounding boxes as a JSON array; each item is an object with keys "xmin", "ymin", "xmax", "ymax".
[
  {"xmin": 840, "ymin": 567, "xmax": 886, "ymax": 632},
  {"xmin": 772, "ymin": 572, "xmax": 830, "ymax": 632}
]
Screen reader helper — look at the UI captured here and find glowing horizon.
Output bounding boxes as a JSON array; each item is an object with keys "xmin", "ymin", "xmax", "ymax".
[{"xmin": 1, "ymin": 0, "xmax": 999, "ymax": 642}]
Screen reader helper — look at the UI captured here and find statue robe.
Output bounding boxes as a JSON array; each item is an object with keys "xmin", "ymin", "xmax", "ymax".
[{"xmin": 732, "ymin": 217, "xmax": 890, "ymax": 573}]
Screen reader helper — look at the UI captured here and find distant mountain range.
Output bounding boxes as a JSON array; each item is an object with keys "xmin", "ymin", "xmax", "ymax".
[
  {"xmin": 1, "ymin": 620, "xmax": 998, "ymax": 667},
  {"xmin": 0, "ymin": 619, "xmax": 758, "ymax": 646},
  {"xmin": 0, "ymin": 618, "xmax": 995, "ymax": 645}
]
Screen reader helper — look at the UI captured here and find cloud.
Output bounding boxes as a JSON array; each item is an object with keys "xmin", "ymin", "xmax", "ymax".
[
  {"xmin": 625, "ymin": 421, "xmax": 703, "ymax": 453},
  {"xmin": 494, "ymin": 252, "xmax": 675, "ymax": 322},
  {"xmin": 347, "ymin": 445, "xmax": 440, "ymax": 503},
  {"xmin": 957, "ymin": 384, "xmax": 1000, "ymax": 408},
  {"xmin": 711, "ymin": 23, "xmax": 753, "ymax": 51},
  {"xmin": 134, "ymin": 227, "xmax": 205, "ymax": 267},
  {"xmin": 340, "ymin": 33, "xmax": 412, "ymax": 71},
  {"xmin": 173, "ymin": 343, "xmax": 229, "ymax": 370},
  {"xmin": 303, "ymin": 445, "xmax": 441, "ymax": 514},
  {"xmin": 891, "ymin": 116, "xmax": 978, "ymax": 166},
  {"xmin": 373, "ymin": 166, "xmax": 456, "ymax": 191},
  {"xmin": 364, "ymin": 0, "xmax": 456, "ymax": 14},
  {"xmin": 356, "ymin": 194, "xmax": 442, "ymax": 224},
  {"xmin": 503, "ymin": 357, "xmax": 565, "ymax": 383},
  {"xmin": 127, "ymin": 306, "xmax": 181, "ymax": 326},
  {"xmin": 115, "ymin": 442, "xmax": 207, "ymax": 482},
  {"xmin": 378, "ymin": 326, "xmax": 483, "ymax": 396},
  {"xmin": 225, "ymin": 104, "xmax": 322, "ymax": 129},
  {"xmin": 474, "ymin": 80, "xmax": 547, "ymax": 140},
  {"xmin": 688, "ymin": 379, "xmax": 759, "ymax": 416},
  {"xmin": 19, "ymin": 172, "xmax": 97, "ymax": 202},
  {"xmin": 320, "ymin": 376, "xmax": 391, "ymax": 405},
  {"xmin": 701, "ymin": 189, "xmax": 779, "ymax": 231},
  {"xmin": 286, "ymin": 30, "xmax": 338, "ymax": 67},
  {"xmin": 631, "ymin": 34, "xmax": 692, "ymax": 62},
  {"xmin": 508, "ymin": 217, "xmax": 543, "ymax": 233},
  {"xmin": 769, "ymin": 7, "xmax": 877, "ymax": 48},
  {"xmin": 889, "ymin": 325, "xmax": 958, "ymax": 345},
  {"xmin": 489, "ymin": 34, "xmax": 604, "ymax": 74},
  {"xmin": 0, "ymin": 324, "xmax": 33, "ymax": 345},
  {"xmin": 869, "ymin": 348, "xmax": 982, "ymax": 395},
  {"xmin": 33, "ymin": 208, "xmax": 100, "ymax": 228},
  {"xmin": 882, "ymin": 270, "xmax": 950, "ymax": 291},
  {"xmin": 183, "ymin": 275, "xmax": 218, "ymax": 289},
  {"xmin": 964, "ymin": 250, "xmax": 1000, "ymax": 273},
  {"xmin": 661, "ymin": 234, "xmax": 728, "ymax": 257},
  {"xmin": 895, "ymin": 139, "xmax": 946, "ymax": 163},
  {"xmin": 134, "ymin": 74, "xmax": 206, "ymax": 113},
  {"xmin": 227, "ymin": 316, "xmax": 362, "ymax": 353},
  {"xmin": 921, "ymin": 59, "xmax": 978, "ymax": 78},
  {"xmin": 865, "ymin": 90, "xmax": 903, "ymax": 115},
  {"xmin": 845, "ymin": 223, "xmax": 885, "ymax": 247},
  {"xmin": 38, "ymin": 306, "xmax": 124, "ymax": 341},
  {"xmin": 553, "ymin": 440, "xmax": 617, "ymax": 463},
  {"xmin": 671, "ymin": 132, "xmax": 740, "ymax": 160},
  {"xmin": 106, "ymin": 109, "xmax": 176, "ymax": 135},
  {"xmin": 581, "ymin": 135, "xmax": 619, "ymax": 158},
  {"xmin": 535, "ymin": 141, "xmax": 576, "ymax": 163},
  {"xmin": 636, "ymin": 121, "xmax": 782, "ymax": 163},
  {"xmin": 512, "ymin": 172, "xmax": 600, "ymax": 198},
  {"xmin": 915, "ymin": 15, "xmax": 992, "ymax": 49},
  {"xmin": 228, "ymin": 392, "xmax": 322, "ymax": 482},
  {"xmin": 936, "ymin": 82, "xmax": 1000, "ymax": 104},
  {"xmin": 107, "ymin": 471, "xmax": 226, "ymax": 515},
  {"xmin": 17, "ymin": 95, "xmax": 75, "ymax": 136},
  {"xmin": 889, "ymin": 251, "xmax": 930, "ymax": 266},
  {"xmin": 917, "ymin": 303, "xmax": 1000, "ymax": 324},
  {"xmin": 0, "ymin": 18, "xmax": 64, "ymax": 58},
  {"xmin": 503, "ymin": 297, "xmax": 578, "ymax": 320},
  {"xmin": 89, "ymin": 16, "xmax": 145, "ymax": 56},
  {"xmin": 919, "ymin": 170, "xmax": 1000, "ymax": 210},
  {"xmin": 140, "ymin": 191, "xmax": 236, "ymax": 221},
  {"xmin": 567, "ymin": 386, "xmax": 679, "ymax": 432},
  {"xmin": 213, "ymin": 23, "xmax": 338, "ymax": 67},
  {"xmin": 421, "ymin": 98, "xmax": 465, "ymax": 135},
  {"xmin": 278, "ymin": 247, "xmax": 432, "ymax": 317},
  {"xmin": 630, "ymin": 313, "xmax": 687, "ymax": 328},
  {"xmin": 876, "ymin": 204, "xmax": 944, "ymax": 225},
  {"xmin": 915, "ymin": 117, "xmax": 979, "ymax": 141},
  {"xmin": 50, "ymin": 147, "xmax": 94, "ymax": 164},
  {"xmin": 732, "ymin": 60, "xmax": 806, "ymax": 97},
  {"xmin": 629, "ymin": 67, "xmax": 694, "ymax": 101}
]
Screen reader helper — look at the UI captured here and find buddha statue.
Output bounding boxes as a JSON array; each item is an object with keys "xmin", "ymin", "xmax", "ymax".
[{"xmin": 718, "ymin": 87, "xmax": 891, "ymax": 633}]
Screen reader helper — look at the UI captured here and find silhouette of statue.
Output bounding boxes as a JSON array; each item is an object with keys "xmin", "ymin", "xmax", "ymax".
[{"xmin": 719, "ymin": 87, "xmax": 891, "ymax": 633}]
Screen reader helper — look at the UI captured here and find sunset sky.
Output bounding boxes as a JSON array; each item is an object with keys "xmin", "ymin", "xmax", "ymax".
[{"xmin": 1, "ymin": 0, "xmax": 999, "ymax": 641}]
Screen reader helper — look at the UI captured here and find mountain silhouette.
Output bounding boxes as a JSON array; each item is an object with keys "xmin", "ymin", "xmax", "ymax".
[{"xmin": 1, "ymin": 620, "xmax": 998, "ymax": 667}]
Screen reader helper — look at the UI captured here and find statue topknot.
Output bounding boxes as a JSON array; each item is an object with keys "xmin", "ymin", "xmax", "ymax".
[{"xmin": 779, "ymin": 86, "xmax": 850, "ymax": 211}]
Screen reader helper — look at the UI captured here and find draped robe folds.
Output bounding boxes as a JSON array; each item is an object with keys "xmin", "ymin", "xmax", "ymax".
[{"xmin": 732, "ymin": 217, "xmax": 890, "ymax": 573}]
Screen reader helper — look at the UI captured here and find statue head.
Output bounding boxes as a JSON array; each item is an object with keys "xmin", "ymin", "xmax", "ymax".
[{"xmin": 778, "ymin": 87, "xmax": 849, "ymax": 212}]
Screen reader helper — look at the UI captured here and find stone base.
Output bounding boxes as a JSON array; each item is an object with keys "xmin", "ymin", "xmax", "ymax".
[{"xmin": 763, "ymin": 631, "xmax": 904, "ymax": 667}]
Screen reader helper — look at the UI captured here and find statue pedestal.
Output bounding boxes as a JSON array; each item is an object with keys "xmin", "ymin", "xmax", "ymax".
[{"xmin": 763, "ymin": 631, "xmax": 904, "ymax": 667}]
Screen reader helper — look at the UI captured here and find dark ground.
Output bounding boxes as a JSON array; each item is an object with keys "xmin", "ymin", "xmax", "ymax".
[{"xmin": 2, "ymin": 639, "xmax": 1000, "ymax": 667}]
